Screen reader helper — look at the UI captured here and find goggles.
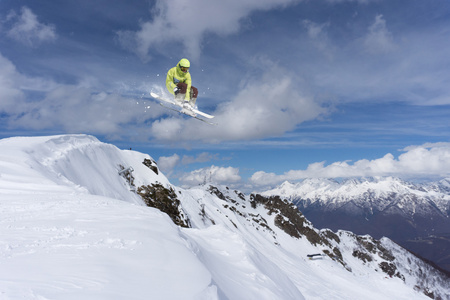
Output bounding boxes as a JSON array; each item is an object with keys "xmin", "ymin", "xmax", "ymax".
[{"xmin": 180, "ymin": 66, "xmax": 189, "ymax": 73}]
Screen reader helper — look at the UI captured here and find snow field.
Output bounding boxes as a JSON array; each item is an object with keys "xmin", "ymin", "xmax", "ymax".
[{"xmin": 0, "ymin": 194, "xmax": 215, "ymax": 300}]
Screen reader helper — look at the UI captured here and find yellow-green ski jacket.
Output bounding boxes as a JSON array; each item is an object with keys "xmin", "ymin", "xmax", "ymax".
[{"xmin": 166, "ymin": 61, "xmax": 192, "ymax": 101}]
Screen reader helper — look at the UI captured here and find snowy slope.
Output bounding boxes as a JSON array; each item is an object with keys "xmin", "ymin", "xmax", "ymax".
[{"xmin": 0, "ymin": 135, "xmax": 448, "ymax": 300}]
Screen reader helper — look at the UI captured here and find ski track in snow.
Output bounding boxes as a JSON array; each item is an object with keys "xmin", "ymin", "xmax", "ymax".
[{"xmin": 0, "ymin": 134, "xmax": 441, "ymax": 300}]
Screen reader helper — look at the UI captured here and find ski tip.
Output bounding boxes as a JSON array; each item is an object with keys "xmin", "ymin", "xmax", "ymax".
[{"xmin": 150, "ymin": 92, "xmax": 159, "ymax": 98}]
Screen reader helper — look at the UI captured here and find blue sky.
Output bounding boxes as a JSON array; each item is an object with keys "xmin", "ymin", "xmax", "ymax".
[{"xmin": 1, "ymin": 0, "xmax": 449, "ymax": 192}]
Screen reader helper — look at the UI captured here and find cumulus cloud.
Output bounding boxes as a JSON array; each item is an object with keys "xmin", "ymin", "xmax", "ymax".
[
  {"xmin": 117, "ymin": 0, "xmax": 299, "ymax": 60},
  {"xmin": 212, "ymin": 76, "xmax": 324, "ymax": 140},
  {"xmin": 179, "ymin": 165, "xmax": 241, "ymax": 186},
  {"xmin": 0, "ymin": 54, "xmax": 156, "ymax": 137},
  {"xmin": 157, "ymin": 152, "xmax": 219, "ymax": 176},
  {"xmin": 5, "ymin": 6, "xmax": 57, "ymax": 46},
  {"xmin": 0, "ymin": 53, "xmax": 59, "ymax": 114},
  {"xmin": 9, "ymin": 87, "xmax": 156, "ymax": 136},
  {"xmin": 157, "ymin": 154, "xmax": 180, "ymax": 175},
  {"xmin": 250, "ymin": 143, "xmax": 450, "ymax": 187}
]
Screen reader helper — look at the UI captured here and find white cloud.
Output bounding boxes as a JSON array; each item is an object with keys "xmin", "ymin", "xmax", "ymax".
[
  {"xmin": 150, "ymin": 118, "xmax": 185, "ymax": 141},
  {"xmin": 6, "ymin": 6, "xmax": 57, "ymax": 46},
  {"xmin": 0, "ymin": 53, "xmax": 59, "ymax": 114},
  {"xmin": 0, "ymin": 56, "xmax": 156, "ymax": 137},
  {"xmin": 250, "ymin": 142, "xmax": 450, "ymax": 187},
  {"xmin": 158, "ymin": 152, "xmax": 219, "ymax": 177},
  {"xmin": 363, "ymin": 14, "xmax": 396, "ymax": 54},
  {"xmin": 213, "ymin": 76, "xmax": 322, "ymax": 140},
  {"xmin": 10, "ymin": 86, "xmax": 156, "ymax": 135},
  {"xmin": 179, "ymin": 165, "xmax": 241, "ymax": 186},
  {"xmin": 0, "ymin": 53, "xmax": 25, "ymax": 113},
  {"xmin": 157, "ymin": 154, "xmax": 180, "ymax": 175},
  {"xmin": 302, "ymin": 20, "xmax": 333, "ymax": 58},
  {"xmin": 117, "ymin": 0, "xmax": 300, "ymax": 60}
]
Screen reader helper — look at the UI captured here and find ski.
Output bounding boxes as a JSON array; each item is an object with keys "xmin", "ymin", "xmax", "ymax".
[
  {"xmin": 156, "ymin": 92, "xmax": 214, "ymax": 119},
  {"xmin": 158, "ymin": 102, "xmax": 218, "ymax": 126},
  {"xmin": 150, "ymin": 92, "xmax": 216, "ymax": 124}
]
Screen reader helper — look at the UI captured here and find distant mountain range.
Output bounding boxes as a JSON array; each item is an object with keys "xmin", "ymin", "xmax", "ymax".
[{"xmin": 262, "ymin": 177, "xmax": 450, "ymax": 274}]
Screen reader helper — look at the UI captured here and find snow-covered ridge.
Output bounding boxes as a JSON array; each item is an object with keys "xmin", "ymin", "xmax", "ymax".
[
  {"xmin": 0, "ymin": 134, "xmax": 169, "ymax": 203},
  {"xmin": 1, "ymin": 135, "xmax": 448, "ymax": 300}
]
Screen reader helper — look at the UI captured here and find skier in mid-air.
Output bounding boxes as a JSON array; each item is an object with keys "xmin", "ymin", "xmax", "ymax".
[
  {"xmin": 151, "ymin": 58, "xmax": 214, "ymax": 124},
  {"xmin": 165, "ymin": 58, "xmax": 198, "ymax": 109}
]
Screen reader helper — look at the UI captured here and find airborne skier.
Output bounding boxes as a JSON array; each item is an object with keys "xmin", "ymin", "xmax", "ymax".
[
  {"xmin": 150, "ymin": 58, "xmax": 215, "ymax": 124},
  {"xmin": 165, "ymin": 58, "xmax": 198, "ymax": 109}
]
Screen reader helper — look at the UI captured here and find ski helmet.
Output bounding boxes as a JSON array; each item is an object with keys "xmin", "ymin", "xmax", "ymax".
[{"xmin": 178, "ymin": 58, "xmax": 190, "ymax": 68}]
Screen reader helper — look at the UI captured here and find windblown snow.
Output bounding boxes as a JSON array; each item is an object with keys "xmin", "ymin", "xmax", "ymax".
[{"xmin": 0, "ymin": 135, "xmax": 447, "ymax": 299}]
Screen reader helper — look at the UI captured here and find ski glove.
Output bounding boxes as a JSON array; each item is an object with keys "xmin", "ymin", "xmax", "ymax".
[{"xmin": 174, "ymin": 87, "xmax": 180, "ymax": 95}]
